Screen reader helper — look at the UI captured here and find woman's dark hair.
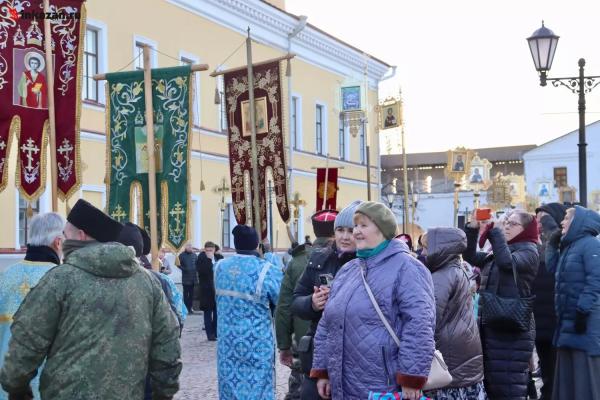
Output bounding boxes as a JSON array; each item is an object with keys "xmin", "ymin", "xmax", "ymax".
[{"xmin": 204, "ymin": 241, "xmax": 216, "ymax": 248}]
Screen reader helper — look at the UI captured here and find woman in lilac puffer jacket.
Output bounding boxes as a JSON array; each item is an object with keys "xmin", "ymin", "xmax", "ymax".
[{"xmin": 310, "ymin": 202, "xmax": 436, "ymax": 400}]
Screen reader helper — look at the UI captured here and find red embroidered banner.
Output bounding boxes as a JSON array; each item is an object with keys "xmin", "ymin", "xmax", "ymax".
[
  {"xmin": 0, "ymin": 0, "xmax": 85, "ymax": 201},
  {"xmin": 224, "ymin": 60, "xmax": 290, "ymax": 239},
  {"xmin": 316, "ymin": 167, "xmax": 338, "ymax": 211}
]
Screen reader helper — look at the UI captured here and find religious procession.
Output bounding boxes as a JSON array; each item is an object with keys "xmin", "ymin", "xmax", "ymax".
[{"xmin": 2, "ymin": 0, "xmax": 600, "ymax": 400}]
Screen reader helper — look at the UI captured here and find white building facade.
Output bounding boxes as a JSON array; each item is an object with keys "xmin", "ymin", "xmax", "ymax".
[{"xmin": 523, "ymin": 120, "xmax": 600, "ymax": 210}]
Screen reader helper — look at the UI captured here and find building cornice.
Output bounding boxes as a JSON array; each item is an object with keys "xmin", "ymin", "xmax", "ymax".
[{"xmin": 165, "ymin": 0, "xmax": 390, "ymax": 87}]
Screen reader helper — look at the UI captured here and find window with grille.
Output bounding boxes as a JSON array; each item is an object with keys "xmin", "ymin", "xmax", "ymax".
[
  {"xmin": 359, "ymin": 121, "xmax": 366, "ymax": 164},
  {"xmin": 339, "ymin": 114, "xmax": 346, "ymax": 160},
  {"xmin": 18, "ymin": 196, "xmax": 40, "ymax": 247},
  {"xmin": 222, "ymin": 203, "xmax": 231, "ymax": 248},
  {"xmin": 316, "ymin": 105, "xmax": 323, "ymax": 154},
  {"xmin": 134, "ymin": 42, "xmax": 146, "ymax": 70},
  {"xmin": 83, "ymin": 28, "xmax": 99, "ymax": 102},
  {"xmin": 291, "ymin": 96, "xmax": 298, "ymax": 149}
]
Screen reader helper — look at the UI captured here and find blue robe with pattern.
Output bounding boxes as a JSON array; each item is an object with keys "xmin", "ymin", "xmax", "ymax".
[
  {"xmin": 0, "ymin": 260, "xmax": 56, "ymax": 400},
  {"xmin": 214, "ymin": 254, "xmax": 283, "ymax": 400}
]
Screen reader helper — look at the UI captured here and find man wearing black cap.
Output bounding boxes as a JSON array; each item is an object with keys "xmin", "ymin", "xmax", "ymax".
[
  {"xmin": 0, "ymin": 199, "xmax": 182, "ymax": 400},
  {"xmin": 214, "ymin": 224, "xmax": 283, "ymax": 399}
]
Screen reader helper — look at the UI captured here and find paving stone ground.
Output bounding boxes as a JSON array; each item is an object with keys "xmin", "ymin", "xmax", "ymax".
[{"xmin": 174, "ymin": 312, "xmax": 291, "ymax": 400}]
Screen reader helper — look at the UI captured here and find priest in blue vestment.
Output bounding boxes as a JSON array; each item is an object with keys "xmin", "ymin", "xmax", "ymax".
[
  {"xmin": 0, "ymin": 212, "xmax": 65, "ymax": 400},
  {"xmin": 215, "ymin": 224, "xmax": 283, "ymax": 400}
]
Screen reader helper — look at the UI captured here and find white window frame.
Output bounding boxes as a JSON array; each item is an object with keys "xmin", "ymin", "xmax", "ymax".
[
  {"xmin": 315, "ymin": 101, "xmax": 328, "ymax": 156},
  {"xmin": 191, "ymin": 194, "xmax": 202, "ymax": 248},
  {"xmin": 79, "ymin": 184, "xmax": 106, "ymax": 209},
  {"xmin": 338, "ymin": 113, "xmax": 350, "ymax": 161},
  {"xmin": 83, "ymin": 19, "xmax": 108, "ymax": 108},
  {"xmin": 132, "ymin": 35, "xmax": 158, "ymax": 70},
  {"xmin": 179, "ymin": 51, "xmax": 201, "ymax": 126},
  {"xmin": 216, "ymin": 70, "xmax": 227, "ymax": 132},
  {"xmin": 291, "ymin": 93, "xmax": 303, "ymax": 151},
  {"xmin": 15, "ymin": 187, "xmax": 49, "ymax": 249}
]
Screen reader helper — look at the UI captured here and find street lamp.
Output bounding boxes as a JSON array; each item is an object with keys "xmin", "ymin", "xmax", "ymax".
[
  {"xmin": 382, "ymin": 183, "xmax": 396, "ymax": 209},
  {"xmin": 527, "ymin": 22, "xmax": 600, "ymax": 207}
]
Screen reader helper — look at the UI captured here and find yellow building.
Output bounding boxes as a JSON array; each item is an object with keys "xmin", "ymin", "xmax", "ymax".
[{"xmin": 0, "ymin": 0, "xmax": 392, "ymax": 256}]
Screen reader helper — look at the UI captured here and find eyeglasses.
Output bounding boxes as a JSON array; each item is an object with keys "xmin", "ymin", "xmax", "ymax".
[{"xmin": 505, "ymin": 220, "xmax": 522, "ymax": 228}]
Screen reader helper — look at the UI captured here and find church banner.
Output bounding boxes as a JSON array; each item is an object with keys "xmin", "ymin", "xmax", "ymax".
[
  {"xmin": 224, "ymin": 60, "xmax": 290, "ymax": 239},
  {"xmin": 0, "ymin": 0, "xmax": 85, "ymax": 201},
  {"xmin": 105, "ymin": 65, "xmax": 192, "ymax": 251},
  {"xmin": 316, "ymin": 167, "xmax": 338, "ymax": 211}
]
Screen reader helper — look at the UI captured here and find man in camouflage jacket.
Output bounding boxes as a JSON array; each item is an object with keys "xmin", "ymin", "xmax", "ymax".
[{"xmin": 0, "ymin": 199, "xmax": 182, "ymax": 400}]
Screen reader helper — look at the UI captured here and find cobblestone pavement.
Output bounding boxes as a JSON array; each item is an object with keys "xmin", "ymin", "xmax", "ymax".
[{"xmin": 174, "ymin": 313, "xmax": 291, "ymax": 400}]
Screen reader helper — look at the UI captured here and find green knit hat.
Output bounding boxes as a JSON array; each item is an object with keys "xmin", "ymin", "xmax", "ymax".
[{"xmin": 354, "ymin": 201, "xmax": 398, "ymax": 240}]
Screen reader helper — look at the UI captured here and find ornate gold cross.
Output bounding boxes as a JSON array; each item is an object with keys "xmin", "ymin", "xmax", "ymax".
[
  {"xmin": 111, "ymin": 204, "xmax": 127, "ymax": 222},
  {"xmin": 169, "ymin": 202, "xmax": 185, "ymax": 233}
]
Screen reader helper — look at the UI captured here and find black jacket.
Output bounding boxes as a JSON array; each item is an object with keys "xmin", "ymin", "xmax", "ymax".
[
  {"xmin": 177, "ymin": 251, "xmax": 198, "ymax": 286},
  {"xmin": 463, "ymin": 226, "xmax": 539, "ymax": 399},
  {"xmin": 291, "ymin": 245, "xmax": 355, "ymax": 351},
  {"xmin": 533, "ymin": 209, "xmax": 565, "ymax": 342},
  {"xmin": 195, "ymin": 252, "xmax": 223, "ymax": 311}
]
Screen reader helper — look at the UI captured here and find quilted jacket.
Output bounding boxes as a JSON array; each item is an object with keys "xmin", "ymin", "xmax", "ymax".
[
  {"xmin": 424, "ymin": 228, "xmax": 483, "ymax": 388},
  {"xmin": 310, "ymin": 240, "xmax": 435, "ymax": 399},
  {"xmin": 546, "ymin": 206, "xmax": 600, "ymax": 355},
  {"xmin": 463, "ymin": 226, "xmax": 538, "ymax": 399}
]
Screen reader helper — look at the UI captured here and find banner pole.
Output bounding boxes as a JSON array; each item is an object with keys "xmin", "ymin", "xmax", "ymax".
[
  {"xmin": 322, "ymin": 153, "xmax": 330, "ymax": 211},
  {"xmin": 143, "ymin": 45, "xmax": 159, "ymax": 270},
  {"xmin": 246, "ymin": 28, "xmax": 262, "ymax": 237},
  {"xmin": 43, "ymin": 0, "xmax": 58, "ymax": 212}
]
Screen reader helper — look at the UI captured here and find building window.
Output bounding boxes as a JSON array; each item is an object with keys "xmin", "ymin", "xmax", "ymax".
[
  {"xmin": 134, "ymin": 42, "xmax": 148, "ymax": 70},
  {"xmin": 218, "ymin": 76, "xmax": 227, "ymax": 132},
  {"xmin": 222, "ymin": 203, "xmax": 231, "ymax": 248},
  {"xmin": 359, "ymin": 122, "xmax": 366, "ymax": 164},
  {"xmin": 554, "ymin": 167, "xmax": 567, "ymax": 187},
  {"xmin": 338, "ymin": 113, "xmax": 346, "ymax": 160},
  {"xmin": 181, "ymin": 56, "xmax": 200, "ymax": 126},
  {"xmin": 18, "ymin": 196, "xmax": 40, "ymax": 247},
  {"xmin": 291, "ymin": 96, "xmax": 298, "ymax": 149},
  {"xmin": 316, "ymin": 105, "xmax": 323, "ymax": 155},
  {"xmin": 83, "ymin": 28, "xmax": 99, "ymax": 102}
]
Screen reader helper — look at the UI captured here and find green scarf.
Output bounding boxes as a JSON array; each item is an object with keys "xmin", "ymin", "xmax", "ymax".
[
  {"xmin": 62, "ymin": 239, "xmax": 99, "ymax": 259},
  {"xmin": 357, "ymin": 240, "xmax": 391, "ymax": 259}
]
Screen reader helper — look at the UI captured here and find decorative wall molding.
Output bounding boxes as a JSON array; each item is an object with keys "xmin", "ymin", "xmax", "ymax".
[{"xmin": 165, "ymin": 0, "xmax": 390, "ymax": 87}]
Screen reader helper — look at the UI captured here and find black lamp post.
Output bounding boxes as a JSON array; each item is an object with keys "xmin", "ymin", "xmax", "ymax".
[
  {"xmin": 382, "ymin": 183, "xmax": 396, "ymax": 209},
  {"xmin": 527, "ymin": 22, "xmax": 600, "ymax": 207}
]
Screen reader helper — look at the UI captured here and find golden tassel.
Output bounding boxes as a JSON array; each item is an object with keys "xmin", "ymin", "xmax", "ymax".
[
  {"xmin": 200, "ymin": 180, "xmax": 206, "ymax": 191},
  {"xmin": 26, "ymin": 202, "xmax": 33, "ymax": 218}
]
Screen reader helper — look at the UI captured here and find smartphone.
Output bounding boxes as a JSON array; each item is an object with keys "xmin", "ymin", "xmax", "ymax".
[
  {"xmin": 475, "ymin": 208, "xmax": 492, "ymax": 221},
  {"xmin": 318, "ymin": 273, "xmax": 334, "ymax": 288}
]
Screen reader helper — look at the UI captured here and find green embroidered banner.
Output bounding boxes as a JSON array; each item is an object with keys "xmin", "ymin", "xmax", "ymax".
[{"xmin": 105, "ymin": 65, "xmax": 192, "ymax": 251}]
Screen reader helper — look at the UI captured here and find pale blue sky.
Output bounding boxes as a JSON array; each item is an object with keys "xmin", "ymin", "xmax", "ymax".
[{"xmin": 287, "ymin": 0, "xmax": 600, "ymax": 153}]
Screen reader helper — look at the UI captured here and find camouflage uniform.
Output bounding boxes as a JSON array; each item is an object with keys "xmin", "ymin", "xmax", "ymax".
[{"xmin": 0, "ymin": 242, "xmax": 182, "ymax": 400}]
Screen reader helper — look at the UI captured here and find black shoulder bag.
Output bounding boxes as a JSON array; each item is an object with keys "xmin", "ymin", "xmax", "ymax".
[{"xmin": 479, "ymin": 259, "xmax": 535, "ymax": 332}]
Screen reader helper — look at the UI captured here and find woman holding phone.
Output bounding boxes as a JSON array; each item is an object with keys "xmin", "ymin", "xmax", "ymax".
[
  {"xmin": 310, "ymin": 202, "xmax": 436, "ymax": 400},
  {"xmin": 463, "ymin": 209, "xmax": 539, "ymax": 399}
]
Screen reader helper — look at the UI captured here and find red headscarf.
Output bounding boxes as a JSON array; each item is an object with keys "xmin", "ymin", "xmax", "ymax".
[{"xmin": 507, "ymin": 217, "xmax": 539, "ymax": 245}]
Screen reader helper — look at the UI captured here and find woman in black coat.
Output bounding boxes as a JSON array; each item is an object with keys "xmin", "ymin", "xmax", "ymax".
[
  {"xmin": 463, "ymin": 210, "xmax": 539, "ymax": 400},
  {"xmin": 196, "ymin": 241, "xmax": 223, "ymax": 341}
]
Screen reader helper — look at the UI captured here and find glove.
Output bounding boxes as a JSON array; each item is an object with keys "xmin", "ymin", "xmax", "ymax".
[
  {"xmin": 548, "ymin": 229, "xmax": 562, "ymax": 249},
  {"xmin": 575, "ymin": 311, "xmax": 588, "ymax": 334},
  {"xmin": 8, "ymin": 388, "xmax": 33, "ymax": 400}
]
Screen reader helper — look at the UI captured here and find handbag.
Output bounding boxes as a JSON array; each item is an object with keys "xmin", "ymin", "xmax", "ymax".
[
  {"xmin": 360, "ymin": 265, "xmax": 452, "ymax": 392},
  {"xmin": 479, "ymin": 259, "xmax": 534, "ymax": 332}
]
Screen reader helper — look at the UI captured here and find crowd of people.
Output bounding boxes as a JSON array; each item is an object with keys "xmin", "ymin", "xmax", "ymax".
[{"xmin": 0, "ymin": 197, "xmax": 599, "ymax": 400}]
